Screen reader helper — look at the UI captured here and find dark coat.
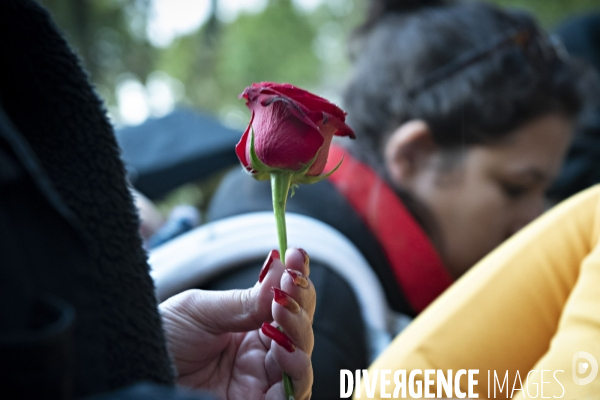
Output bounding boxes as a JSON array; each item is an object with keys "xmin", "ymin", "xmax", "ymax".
[{"xmin": 0, "ymin": 1, "xmax": 209, "ymax": 398}]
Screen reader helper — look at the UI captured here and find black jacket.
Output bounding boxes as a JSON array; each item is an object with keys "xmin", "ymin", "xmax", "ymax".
[{"xmin": 0, "ymin": 1, "xmax": 212, "ymax": 399}]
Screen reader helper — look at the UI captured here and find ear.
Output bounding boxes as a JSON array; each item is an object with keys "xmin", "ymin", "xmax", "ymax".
[{"xmin": 384, "ymin": 119, "xmax": 437, "ymax": 187}]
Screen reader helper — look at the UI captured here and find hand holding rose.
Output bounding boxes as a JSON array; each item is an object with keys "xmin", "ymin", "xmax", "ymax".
[
  {"xmin": 160, "ymin": 248, "xmax": 315, "ymax": 400},
  {"xmin": 231, "ymin": 82, "xmax": 353, "ymax": 399}
]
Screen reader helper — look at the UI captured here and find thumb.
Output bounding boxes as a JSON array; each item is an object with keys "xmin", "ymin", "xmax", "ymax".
[{"xmin": 160, "ymin": 251, "xmax": 285, "ymax": 334}]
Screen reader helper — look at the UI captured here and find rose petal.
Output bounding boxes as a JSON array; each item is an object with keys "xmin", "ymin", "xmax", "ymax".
[
  {"xmin": 322, "ymin": 111, "xmax": 356, "ymax": 139},
  {"xmin": 256, "ymin": 82, "xmax": 348, "ymax": 122},
  {"xmin": 238, "ymin": 82, "xmax": 355, "ymax": 176},
  {"xmin": 252, "ymin": 98, "xmax": 324, "ymax": 171},
  {"xmin": 258, "ymin": 94, "xmax": 322, "ymax": 135},
  {"xmin": 235, "ymin": 110, "xmax": 253, "ymax": 169}
]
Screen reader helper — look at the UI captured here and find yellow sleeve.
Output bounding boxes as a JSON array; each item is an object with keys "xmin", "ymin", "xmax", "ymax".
[{"xmin": 359, "ymin": 185, "xmax": 600, "ymax": 399}]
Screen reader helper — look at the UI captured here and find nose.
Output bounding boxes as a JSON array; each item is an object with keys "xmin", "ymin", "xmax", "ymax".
[{"xmin": 507, "ymin": 196, "xmax": 545, "ymax": 236}]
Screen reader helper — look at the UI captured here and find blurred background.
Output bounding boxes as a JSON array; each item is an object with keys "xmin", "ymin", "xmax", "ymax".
[
  {"xmin": 41, "ymin": 0, "xmax": 600, "ymax": 128},
  {"xmin": 39, "ymin": 0, "xmax": 600, "ymax": 242}
]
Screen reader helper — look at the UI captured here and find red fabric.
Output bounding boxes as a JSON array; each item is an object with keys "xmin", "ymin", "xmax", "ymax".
[{"xmin": 326, "ymin": 146, "xmax": 453, "ymax": 312}]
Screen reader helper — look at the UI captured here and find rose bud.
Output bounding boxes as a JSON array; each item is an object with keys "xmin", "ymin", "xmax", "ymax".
[{"xmin": 236, "ymin": 82, "xmax": 355, "ymax": 183}]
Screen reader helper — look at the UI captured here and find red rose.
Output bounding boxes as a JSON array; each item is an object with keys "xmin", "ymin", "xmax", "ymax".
[{"xmin": 236, "ymin": 82, "xmax": 355, "ymax": 179}]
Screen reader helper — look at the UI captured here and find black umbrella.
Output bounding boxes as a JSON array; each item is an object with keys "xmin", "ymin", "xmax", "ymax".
[{"xmin": 116, "ymin": 108, "xmax": 242, "ymax": 199}]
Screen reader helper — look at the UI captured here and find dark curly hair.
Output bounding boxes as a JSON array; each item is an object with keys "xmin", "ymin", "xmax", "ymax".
[{"xmin": 343, "ymin": 0, "xmax": 584, "ymax": 172}]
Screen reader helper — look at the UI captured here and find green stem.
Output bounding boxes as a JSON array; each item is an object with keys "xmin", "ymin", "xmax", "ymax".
[
  {"xmin": 271, "ymin": 171, "xmax": 293, "ymax": 263},
  {"xmin": 270, "ymin": 171, "xmax": 295, "ymax": 400}
]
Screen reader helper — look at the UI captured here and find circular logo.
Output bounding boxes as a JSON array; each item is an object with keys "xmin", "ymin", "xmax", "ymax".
[{"xmin": 572, "ymin": 351, "xmax": 598, "ymax": 385}]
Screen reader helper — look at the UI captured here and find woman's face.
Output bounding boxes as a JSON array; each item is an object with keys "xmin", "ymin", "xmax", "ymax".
[{"xmin": 403, "ymin": 114, "xmax": 573, "ymax": 279}]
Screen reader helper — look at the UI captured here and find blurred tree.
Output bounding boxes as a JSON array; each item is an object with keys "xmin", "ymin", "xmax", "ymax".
[
  {"xmin": 39, "ymin": 0, "xmax": 599, "ymax": 126},
  {"xmin": 216, "ymin": 1, "xmax": 317, "ymax": 103},
  {"xmin": 41, "ymin": 0, "xmax": 154, "ymax": 109}
]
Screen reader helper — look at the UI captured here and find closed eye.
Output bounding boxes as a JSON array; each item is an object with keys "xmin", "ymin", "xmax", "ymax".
[{"xmin": 502, "ymin": 182, "xmax": 530, "ymax": 199}]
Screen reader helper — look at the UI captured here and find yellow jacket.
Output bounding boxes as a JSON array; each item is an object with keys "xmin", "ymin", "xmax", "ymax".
[{"xmin": 359, "ymin": 185, "xmax": 600, "ymax": 399}]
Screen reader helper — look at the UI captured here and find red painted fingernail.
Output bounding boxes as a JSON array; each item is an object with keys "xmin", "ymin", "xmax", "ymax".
[
  {"xmin": 258, "ymin": 250, "xmax": 280, "ymax": 283},
  {"xmin": 272, "ymin": 287, "xmax": 300, "ymax": 313},
  {"xmin": 285, "ymin": 269, "xmax": 309, "ymax": 289},
  {"xmin": 297, "ymin": 248, "xmax": 310, "ymax": 270},
  {"xmin": 261, "ymin": 322, "xmax": 295, "ymax": 352}
]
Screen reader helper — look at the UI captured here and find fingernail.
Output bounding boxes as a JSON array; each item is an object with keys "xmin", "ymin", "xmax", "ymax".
[
  {"xmin": 258, "ymin": 250, "xmax": 280, "ymax": 283},
  {"xmin": 285, "ymin": 269, "xmax": 309, "ymax": 289},
  {"xmin": 261, "ymin": 322, "xmax": 295, "ymax": 352},
  {"xmin": 272, "ymin": 287, "xmax": 300, "ymax": 313},
  {"xmin": 297, "ymin": 248, "xmax": 310, "ymax": 270}
]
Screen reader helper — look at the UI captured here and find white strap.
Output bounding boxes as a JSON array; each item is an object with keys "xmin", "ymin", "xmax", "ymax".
[{"xmin": 149, "ymin": 212, "xmax": 399, "ymax": 359}]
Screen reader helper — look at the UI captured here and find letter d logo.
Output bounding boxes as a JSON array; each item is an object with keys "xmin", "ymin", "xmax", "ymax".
[{"xmin": 572, "ymin": 351, "xmax": 598, "ymax": 385}]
